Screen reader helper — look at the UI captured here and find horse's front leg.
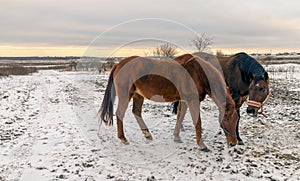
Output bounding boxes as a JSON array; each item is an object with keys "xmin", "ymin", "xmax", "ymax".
[
  {"xmin": 132, "ymin": 94, "xmax": 153, "ymax": 140},
  {"xmin": 195, "ymin": 113, "xmax": 209, "ymax": 152},
  {"xmin": 173, "ymin": 101, "xmax": 187, "ymax": 143},
  {"xmin": 236, "ymin": 109, "xmax": 244, "ymax": 145},
  {"xmin": 187, "ymin": 100, "xmax": 209, "ymax": 152},
  {"xmin": 233, "ymin": 94, "xmax": 245, "ymax": 145}
]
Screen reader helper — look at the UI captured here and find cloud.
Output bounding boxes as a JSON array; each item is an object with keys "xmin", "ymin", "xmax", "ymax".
[{"xmin": 0, "ymin": 0, "xmax": 300, "ymax": 55}]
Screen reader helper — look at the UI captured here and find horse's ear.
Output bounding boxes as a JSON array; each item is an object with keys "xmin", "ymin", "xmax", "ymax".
[
  {"xmin": 262, "ymin": 71, "xmax": 269, "ymax": 81},
  {"xmin": 249, "ymin": 73, "xmax": 256, "ymax": 81}
]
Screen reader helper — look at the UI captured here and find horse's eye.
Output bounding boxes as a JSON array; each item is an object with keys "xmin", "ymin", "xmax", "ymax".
[{"xmin": 259, "ymin": 88, "xmax": 265, "ymax": 92}]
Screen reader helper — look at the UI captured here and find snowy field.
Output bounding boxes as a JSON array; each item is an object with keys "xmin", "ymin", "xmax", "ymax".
[{"xmin": 0, "ymin": 64, "xmax": 299, "ymax": 180}]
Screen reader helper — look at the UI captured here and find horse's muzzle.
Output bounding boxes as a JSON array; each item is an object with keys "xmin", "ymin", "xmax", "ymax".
[{"xmin": 229, "ymin": 142, "xmax": 236, "ymax": 147}]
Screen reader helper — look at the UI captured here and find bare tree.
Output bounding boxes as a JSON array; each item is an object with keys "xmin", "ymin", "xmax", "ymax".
[
  {"xmin": 191, "ymin": 33, "xmax": 214, "ymax": 52},
  {"xmin": 216, "ymin": 50, "xmax": 224, "ymax": 57},
  {"xmin": 153, "ymin": 43, "xmax": 179, "ymax": 58}
]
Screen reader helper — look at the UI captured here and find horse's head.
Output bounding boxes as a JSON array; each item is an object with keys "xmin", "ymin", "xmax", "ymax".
[
  {"xmin": 221, "ymin": 90, "xmax": 238, "ymax": 146},
  {"xmin": 247, "ymin": 72, "xmax": 270, "ymax": 117}
]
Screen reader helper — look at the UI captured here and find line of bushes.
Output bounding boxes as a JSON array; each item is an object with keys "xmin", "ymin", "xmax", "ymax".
[
  {"xmin": 0, "ymin": 64, "xmax": 76, "ymax": 76},
  {"xmin": 0, "ymin": 66, "xmax": 37, "ymax": 76}
]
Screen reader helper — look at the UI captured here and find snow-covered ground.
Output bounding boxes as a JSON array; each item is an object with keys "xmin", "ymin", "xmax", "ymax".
[{"xmin": 0, "ymin": 64, "xmax": 299, "ymax": 180}]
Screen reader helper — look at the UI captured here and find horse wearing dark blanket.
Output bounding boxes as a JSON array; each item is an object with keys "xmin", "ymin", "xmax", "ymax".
[{"xmin": 173, "ymin": 52, "xmax": 270, "ymax": 145}]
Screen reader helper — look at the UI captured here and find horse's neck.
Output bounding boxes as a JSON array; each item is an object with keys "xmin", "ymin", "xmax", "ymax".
[
  {"xmin": 207, "ymin": 82, "xmax": 228, "ymax": 114},
  {"xmin": 240, "ymin": 57, "xmax": 265, "ymax": 80}
]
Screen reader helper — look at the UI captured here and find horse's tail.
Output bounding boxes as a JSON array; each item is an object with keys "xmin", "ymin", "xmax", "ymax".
[
  {"xmin": 99, "ymin": 65, "xmax": 117, "ymax": 126},
  {"xmin": 171, "ymin": 101, "xmax": 179, "ymax": 114}
]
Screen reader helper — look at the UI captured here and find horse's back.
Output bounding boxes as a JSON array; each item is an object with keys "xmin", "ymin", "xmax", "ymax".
[
  {"xmin": 174, "ymin": 54, "xmax": 194, "ymax": 65},
  {"xmin": 113, "ymin": 56, "xmax": 197, "ymax": 102}
]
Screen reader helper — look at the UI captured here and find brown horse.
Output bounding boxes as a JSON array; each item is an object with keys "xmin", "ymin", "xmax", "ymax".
[
  {"xmin": 99, "ymin": 55, "xmax": 238, "ymax": 151},
  {"xmin": 172, "ymin": 52, "xmax": 270, "ymax": 145}
]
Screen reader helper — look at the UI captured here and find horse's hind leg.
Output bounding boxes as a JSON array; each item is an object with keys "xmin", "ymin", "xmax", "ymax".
[
  {"xmin": 173, "ymin": 101, "xmax": 187, "ymax": 143},
  {"xmin": 116, "ymin": 97, "xmax": 130, "ymax": 144},
  {"xmin": 132, "ymin": 94, "xmax": 153, "ymax": 140}
]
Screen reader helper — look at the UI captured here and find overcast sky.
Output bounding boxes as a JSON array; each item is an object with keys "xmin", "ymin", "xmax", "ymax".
[{"xmin": 1, "ymin": 0, "xmax": 300, "ymax": 56}]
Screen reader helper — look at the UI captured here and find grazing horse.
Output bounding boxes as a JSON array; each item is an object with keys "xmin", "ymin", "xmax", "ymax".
[
  {"xmin": 172, "ymin": 52, "xmax": 270, "ymax": 145},
  {"xmin": 99, "ymin": 55, "xmax": 238, "ymax": 151}
]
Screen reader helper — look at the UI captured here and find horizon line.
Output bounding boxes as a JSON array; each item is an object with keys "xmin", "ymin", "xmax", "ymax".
[{"xmin": 1, "ymin": 45, "xmax": 299, "ymax": 57}]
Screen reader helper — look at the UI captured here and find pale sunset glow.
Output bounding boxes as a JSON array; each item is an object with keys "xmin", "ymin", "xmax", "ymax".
[
  {"xmin": 1, "ymin": 45, "xmax": 298, "ymax": 57},
  {"xmin": 0, "ymin": 46, "xmax": 85, "ymax": 57}
]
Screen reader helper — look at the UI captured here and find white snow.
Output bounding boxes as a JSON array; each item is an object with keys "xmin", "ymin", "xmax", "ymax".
[{"xmin": 0, "ymin": 65, "xmax": 300, "ymax": 180}]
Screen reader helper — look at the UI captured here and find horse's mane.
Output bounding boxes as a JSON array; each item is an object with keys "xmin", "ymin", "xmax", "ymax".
[{"xmin": 232, "ymin": 52, "xmax": 266, "ymax": 83}]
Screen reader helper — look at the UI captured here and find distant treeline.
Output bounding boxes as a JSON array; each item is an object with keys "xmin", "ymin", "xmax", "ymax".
[
  {"xmin": 265, "ymin": 56, "xmax": 300, "ymax": 60},
  {"xmin": 1, "ymin": 54, "xmax": 299, "ymax": 62}
]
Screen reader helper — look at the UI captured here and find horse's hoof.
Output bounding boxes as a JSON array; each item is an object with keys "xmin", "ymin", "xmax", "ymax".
[
  {"xmin": 180, "ymin": 126, "xmax": 185, "ymax": 132},
  {"xmin": 145, "ymin": 135, "xmax": 153, "ymax": 140},
  {"xmin": 238, "ymin": 140, "xmax": 244, "ymax": 145},
  {"xmin": 121, "ymin": 139, "xmax": 129, "ymax": 145},
  {"xmin": 200, "ymin": 148, "xmax": 210, "ymax": 152},
  {"xmin": 143, "ymin": 133, "xmax": 153, "ymax": 140},
  {"xmin": 142, "ymin": 130, "xmax": 153, "ymax": 140},
  {"xmin": 122, "ymin": 141, "xmax": 129, "ymax": 145},
  {"xmin": 174, "ymin": 139, "xmax": 183, "ymax": 143}
]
